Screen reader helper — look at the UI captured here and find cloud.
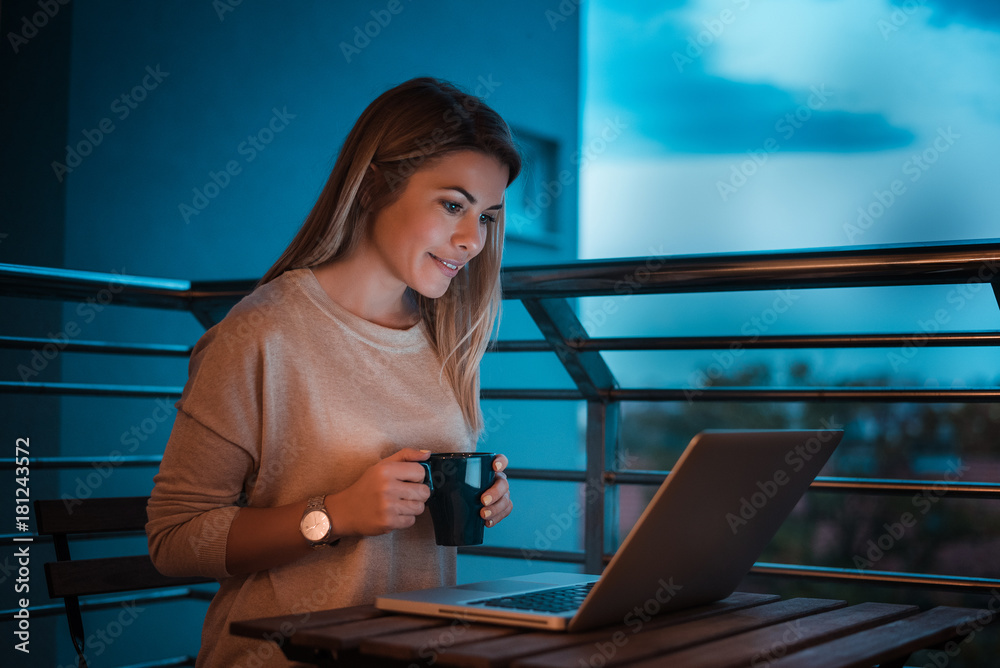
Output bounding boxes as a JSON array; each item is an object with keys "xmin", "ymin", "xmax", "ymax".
[
  {"xmin": 617, "ymin": 76, "xmax": 915, "ymax": 154},
  {"xmin": 586, "ymin": 1, "xmax": 917, "ymax": 156},
  {"xmin": 906, "ymin": 0, "xmax": 1000, "ymax": 29}
]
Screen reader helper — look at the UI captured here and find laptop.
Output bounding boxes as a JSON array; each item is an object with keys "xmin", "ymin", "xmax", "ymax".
[{"xmin": 376, "ymin": 429, "xmax": 842, "ymax": 631}]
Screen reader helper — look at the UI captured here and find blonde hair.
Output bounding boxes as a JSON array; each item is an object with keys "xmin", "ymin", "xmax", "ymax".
[{"xmin": 259, "ymin": 77, "xmax": 521, "ymax": 436}]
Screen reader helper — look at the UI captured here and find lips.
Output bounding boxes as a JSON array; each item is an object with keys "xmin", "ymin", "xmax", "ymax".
[{"xmin": 430, "ymin": 253, "xmax": 464, "ymax": 278}]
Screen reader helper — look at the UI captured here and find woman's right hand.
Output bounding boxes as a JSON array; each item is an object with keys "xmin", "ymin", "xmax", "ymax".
[{"xmin": 327, "ymin": 448, "xmax": 432, "ymax": 537}]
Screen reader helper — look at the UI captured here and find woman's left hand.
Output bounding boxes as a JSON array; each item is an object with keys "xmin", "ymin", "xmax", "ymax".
[{"xmin": 481, "ymin": 454, "xmax": 512, "ymax": 528}]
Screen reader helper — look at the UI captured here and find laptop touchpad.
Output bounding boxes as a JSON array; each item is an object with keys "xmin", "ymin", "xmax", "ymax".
[{"xmin": 455, "ymin": 580, "xmax": 551, "ymax": 593}]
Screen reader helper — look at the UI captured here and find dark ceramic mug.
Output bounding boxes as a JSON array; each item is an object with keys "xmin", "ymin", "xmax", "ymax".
[{"xmin": 419, "ymin": 452, "xmax": 496, "ymax": 546}]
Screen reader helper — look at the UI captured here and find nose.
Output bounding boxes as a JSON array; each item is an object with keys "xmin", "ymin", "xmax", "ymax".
[{"xmin": 452, "ymin": 211, "xmax": 486, "ymax": 258}]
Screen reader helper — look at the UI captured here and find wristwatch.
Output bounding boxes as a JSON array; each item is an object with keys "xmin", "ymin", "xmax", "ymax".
[{"xmin": 299, "ymin": 495, "xmax": 340, "ymax": 548}]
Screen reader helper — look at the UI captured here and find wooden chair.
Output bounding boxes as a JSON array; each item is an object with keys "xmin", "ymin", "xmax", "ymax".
[{"xmin": 35, "ymin": 496, "xmax": 216, "ymax": 668}]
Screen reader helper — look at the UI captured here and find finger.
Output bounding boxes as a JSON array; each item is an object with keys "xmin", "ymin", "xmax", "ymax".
[
  {"xmin": 481, "ymin": 472, "xmax": 509, "ymax": 506},
  {"xmin": 394, "ymin": 479, "xmax": 431, "ymax": 501},
  {"xmin": 491, "ymin": 453, "xmax": 509, "ymax": 472},
  {"xmin": 482, "ymin": 492, "xmax": 512, "ymax": 522},
  {"xmin": 387, "ymin": 447, "xmax": 432, "ymax": 463},
  {"xmin": 387, "ymin": 461, "xmax": 432, "ymax": 484},
  {"xmin": 396, "ymin": 499, "xmax": 426, "ymax": 516},
  {"xmin": 485, "ymin": 496, "xmax": 511, "ymax": 527}
]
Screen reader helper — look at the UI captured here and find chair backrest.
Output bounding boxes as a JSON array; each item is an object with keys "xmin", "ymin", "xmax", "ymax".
[{"xmin": 35, "ymin": 496, "xmax": 214, "ymax": 668}]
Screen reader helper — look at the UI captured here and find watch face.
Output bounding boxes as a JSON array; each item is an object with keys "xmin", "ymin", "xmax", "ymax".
[{"xmin": 301, "ymin": 510, "xmax": 331, "ymax": 542}]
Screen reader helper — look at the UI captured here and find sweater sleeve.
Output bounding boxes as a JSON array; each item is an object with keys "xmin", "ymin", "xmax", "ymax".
[{"xmin": 146, "ymin": 317, "xmax": 264, "ymax": 579}]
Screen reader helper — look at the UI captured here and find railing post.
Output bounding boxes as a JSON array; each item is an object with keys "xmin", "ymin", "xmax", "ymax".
[
  {"xmin": 584, "ymin": 399, "xmax": 620, "ymax": 574},
  {"xmin": 520, "ymin": 297, "xmax": 619, "ymax": 575}
]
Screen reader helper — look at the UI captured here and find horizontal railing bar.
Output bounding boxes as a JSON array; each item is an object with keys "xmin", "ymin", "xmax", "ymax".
[
  {"xmin": 504, "ymin": 468, "xmax": 587, "ymax": 482},
  {"xmin": 0, "ymin": 586, "xmax": 216, "ymax": 621},
  {"xmin": 0, "ymin": 381, "xmax": 182, "ymax": 397},
  {"xmin": 481, "ymin": 389, "xmax": 585, "ymax": 400},
  {"xmin": 491, "ymin": 332, "xmax": 1000, "ymax": 353},
  {"xmin": 5, "ymin": 239, "xmax": 999, "ymax": 310},
  {"xmin": 0, "ymin": 262, "xmax": 250, "ymax": 311},
  {"xmin": 569, "ymin": 332, "xmax": 1000, "ymax": 351},
  {"xmin": 482, "ymin": 387, "xmax": 1000, "ymax": 402},
  {"xmin": 7, "ymin": 332, "xmax": 986, "ymax": 358},
  {"xmin": 749, "ymin": 562, "xmax": 1000, "ymax": 593},
  {"xmin": 458, "ymin": 545, "xmax": 584, "ymax": 563},
  {"xmin": 608, "ymin": 471, "xmax": 1000, "ymax": 498},
  {"xmin": 609, "ymin": 388, "xmax": 1000, "ymax": 402},
  {"xmin": 0, "ymin": 335, "xmax": 192, "ymax": 356},
  {"xmin": 0, "ymin": 530, "xmax": 146, "ymax": 546},
  {"xmin": 455, "ymin": 549, "xmax": 1000, "ymax": 594},
  {"xmin": 502, "ymin": 238, "xmax": 1000, "ymax": 299},
  {"xmin": 4, "ymin": 459, "xmax": 988, "ymax": 499},
  {"xmin": 0, "ymin": 455, "xmax": 164, "ymax": 470}
]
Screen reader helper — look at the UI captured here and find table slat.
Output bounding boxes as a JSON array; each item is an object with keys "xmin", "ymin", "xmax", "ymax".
[
  {"xmin": 511, "ymin": 597, "xmax": 846, "ymax": 668},
  {"xmin": 293, "ymin": 613, "xmax": 450, "ymax": 651},
  {"xmin": 361, "ymin": 621, "xmax": 520, "ymax": 662},
  {"xmin": 623, "ymin": 601, "xmax": 919, "ymax": 668},
  {"xmin": 432, "ymin": 592, "xmax": 780, "ymax": 668},
  {"xmin": 229, "ymin": 603, "xmax": 384, "ymax": 640},
  {"xmin": 764, "ymin": 606, "xmax": 989, "ymax": 668}
]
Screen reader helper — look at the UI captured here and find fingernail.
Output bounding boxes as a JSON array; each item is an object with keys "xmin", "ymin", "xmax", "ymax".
[
  {"xmin": 494, "ymin": 461, "xmax": 502, "ymax": 471},
  {"xmin": 486, "ymin": 519, "xmax": 494, "ymax": 527},
  {"xmin": 482, "ymin": 494, "xmax": 493, "ymax": 505},
  {"xmin": 420, "ymin": 449, "xmax": 431, "ymax": 453},
  {"xmin": 482, "ymin": 509, "xmax": 492, "ymax": 518}
]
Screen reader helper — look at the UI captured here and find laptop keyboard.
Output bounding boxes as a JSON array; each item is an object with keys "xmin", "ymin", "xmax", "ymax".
[{"xmin": 469, "ymin": 581, "xmax": 597, "ymax": 613}]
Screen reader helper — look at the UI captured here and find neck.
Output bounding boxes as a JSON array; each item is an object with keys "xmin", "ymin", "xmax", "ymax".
[{"xmin": 310, "ymin": 253, "xmax": 419, "ymax": 329}]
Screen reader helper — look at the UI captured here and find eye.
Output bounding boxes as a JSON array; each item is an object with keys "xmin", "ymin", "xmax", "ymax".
[
  {"xmin": 441, "ymin": 200, "xmax": 463, "ymax": 214},
  {"xmin": 479, "ymin": 212, "xmax": 497, "ymax": 225}
]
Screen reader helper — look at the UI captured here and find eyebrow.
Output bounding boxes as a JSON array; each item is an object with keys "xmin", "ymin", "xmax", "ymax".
[{"xmin": 442, "ymin": 186, "xmax": 503, "ymax": 211}]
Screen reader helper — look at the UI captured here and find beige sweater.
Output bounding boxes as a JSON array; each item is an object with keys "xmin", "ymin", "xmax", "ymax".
[{"xmin": 146, "ymin": 268, "xmax": 474, "ymax": 668}]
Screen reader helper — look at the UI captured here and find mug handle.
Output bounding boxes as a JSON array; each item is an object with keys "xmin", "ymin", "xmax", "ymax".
[{"xmin": 418, "ymin": 461, "xmax": 433, "ymax": 494}]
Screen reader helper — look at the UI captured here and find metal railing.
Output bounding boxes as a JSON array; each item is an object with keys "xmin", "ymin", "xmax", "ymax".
[{"xmin": 3, "ymin": 238, "xmax": 1000, "ymax": 597}]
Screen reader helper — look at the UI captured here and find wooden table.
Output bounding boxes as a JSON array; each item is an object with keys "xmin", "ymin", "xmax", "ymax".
[{"xmin": 230, "ymin": 592, "xmax": 993, "ymax": 667}]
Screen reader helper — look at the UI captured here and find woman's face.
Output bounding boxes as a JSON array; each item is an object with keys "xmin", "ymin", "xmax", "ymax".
[{"xmin": 367, "ymin": 149, "xmax": 510, "ymax": 300}]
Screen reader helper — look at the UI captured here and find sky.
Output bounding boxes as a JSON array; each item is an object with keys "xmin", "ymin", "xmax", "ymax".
[{"xmin": 576, "ymin": 0, "xmax": 1000, "ymax": 387}]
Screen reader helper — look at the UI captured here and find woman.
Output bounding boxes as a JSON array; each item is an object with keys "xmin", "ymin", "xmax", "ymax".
[{"xmin": 147, "ymin": 77, "xmax": 520, "ymax": 667}]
